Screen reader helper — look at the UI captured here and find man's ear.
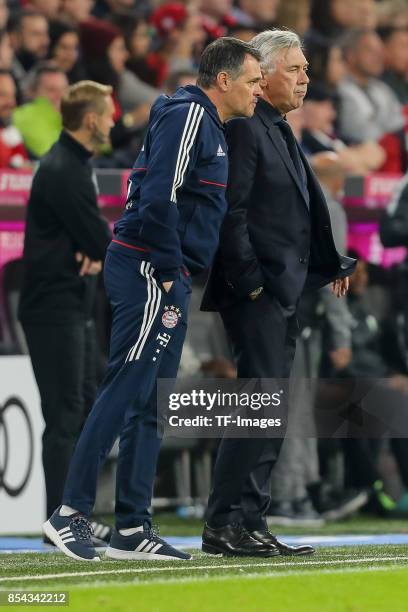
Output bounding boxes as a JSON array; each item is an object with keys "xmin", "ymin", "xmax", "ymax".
[
  {"xmin": 215, "ymin": 71, "xmax": 229, "ymax": 92},
  {"xmin": 84, "ymin": 110, "xmax": 97, "ymax": 130}
]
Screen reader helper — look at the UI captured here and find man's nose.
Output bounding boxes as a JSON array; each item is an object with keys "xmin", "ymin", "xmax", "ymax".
[
  {"xmin": 255, "ymin": 82, "xmax": 263, "ymax": 96},
  {"xmin": 300, "ymin": 70, "xmax": 310, "ymax": 84}
]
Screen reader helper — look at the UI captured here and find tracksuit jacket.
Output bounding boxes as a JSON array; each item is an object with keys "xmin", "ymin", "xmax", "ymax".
[{"xmin": 112, "ymin": 85, "xmax": 228, "ymax": 281}]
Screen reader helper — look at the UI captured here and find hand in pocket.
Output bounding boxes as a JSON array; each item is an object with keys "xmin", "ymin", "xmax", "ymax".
[{"xmin": 162, "ymin": 281, "xmax": 174, "ymax": 293}]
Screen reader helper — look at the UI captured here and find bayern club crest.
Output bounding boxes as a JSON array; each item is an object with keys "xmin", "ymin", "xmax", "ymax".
[{"xmin": 162, "ymin": 305, "xmax": 181, "ymax": 328}]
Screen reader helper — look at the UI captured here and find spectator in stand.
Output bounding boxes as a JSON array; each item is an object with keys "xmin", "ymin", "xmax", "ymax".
[
  {"xmin": 7, "ymin": 10, "xmax": 49, "ymax": 95},
  {"xmin": 355, "ymin": 0, "xmax": 378, "ymax": 30},
  {"xmin": 48, "ymin": 21, "xmax": 85, "ymax": 84},
  {"xmin": 337, "ymin": 256, "xmax": 408, "ymax": 518},
  {"xmin": 275, "ymin": 0, "xmax": 311, "ymax": 36},
  {"xmin": 13, "ymin": 63, "xmax": 68, "ymax": 157},
  {"xmin": 198, "ymin": 0, "xmax": 235, "ymax": 38},
  {"xmin": 147, "ymin": 3, "xmax": 205, "ymax": 88},
  {"xmin": 377, "ymin": 0, "xmax": 408, "ymax": 30},
  {"xmin": 80, "ymin": 19, "xmax": 157, "ymax": 166},
  {"xmin": 25, "ymin": 0, "xmax": 61, "ymax": 20},
  {"xmin": 378, "ymin": 26, "xmax": 408, "ymax": 105},
  {"xmin": 0, "ymin": 0, "xmax": 8, "ymax": 29},
  {"xmin": 199, "ymin": 0, "xmax": 233, "ymax": 22},
  {"xmin": 80, "ymin": 19, "xmax": 157, "ymax": 119},
  {"xmin": 381, "ymin": 169, "xmax": 408, "ymax": 391},
  {"xmin": 309, "ymin": 0, "xmax": 355, "ymax": 40},
  {"xmin": 0, "ymin": 70, "xmax": 29, "ymax": 167},
  {"xmin": 312, "ymin": 155, "xmax": 353, "ymax": 376},
  {"xmin": 110, "ymin": 14, "xmax": 156, "ymax": 88},
  {"xmin": 59, "ymin": 0, "xmax": 95, "ymax": 25},
  {"xmin": 0, "ymin": 28, "xmax": 14, "ymax": 70},
  {"xmin": 309, "ymin": 0, "xmax": 377, "ymax": 42},
  {"xmin": 303, "ymin": 36, "xmax": 346, "ymax": 94},
  {"xmin": 301, "ymin": 83, "xmax": 385, "ymax": 174},
  {"xmin": 164, "ymin": 68, "xmax": 197, "ymax": 95},
  {"xmin": 227, "ymin": 23, "xmax": 261, "ymax": 43},
  {"xmin": 337, "ymin": 29, "xmax": 404, "ymax": 145},
  {"xmin": 232, "ymin": 0, "xmax": 280, "ymax": 28},
  {"xmin": 92, "ymin": 0, "xmax": 137, "ymax": 20}
]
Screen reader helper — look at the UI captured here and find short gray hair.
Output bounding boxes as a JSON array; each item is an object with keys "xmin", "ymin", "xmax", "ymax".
[{"xmin": 251, "ymin": 29, "xmax": 302, "ymax": 73}]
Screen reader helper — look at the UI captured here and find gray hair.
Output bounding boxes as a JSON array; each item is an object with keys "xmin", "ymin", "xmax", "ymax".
[{"xmin": 251, "ymin": 29, "xmax": 302, "ymax": 73}]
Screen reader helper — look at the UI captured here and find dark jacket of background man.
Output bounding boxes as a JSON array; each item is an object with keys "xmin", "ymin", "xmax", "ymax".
[
  {"xmin": 19, "ymin": 130, "xmax": 110, "ymax": 323},
  {"xmin": 18, "ymin": 129, "xmax": 111, "ymax": 519}
]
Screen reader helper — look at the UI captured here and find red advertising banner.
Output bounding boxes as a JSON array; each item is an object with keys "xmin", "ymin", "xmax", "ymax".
[{"xmin": 0, "ymin": 169, "xmax": 33, "ymax": 205}]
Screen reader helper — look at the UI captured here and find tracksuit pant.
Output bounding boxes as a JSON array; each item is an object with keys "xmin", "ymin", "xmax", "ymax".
[{"xmin": 63, "ymin": 244, "xmax": 192, "ymax": 529}]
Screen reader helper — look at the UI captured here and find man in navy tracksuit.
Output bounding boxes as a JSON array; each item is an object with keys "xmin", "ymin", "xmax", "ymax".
[{"xmin": 44, "ymin": 37, "xmax": 264, "ymax": 562}]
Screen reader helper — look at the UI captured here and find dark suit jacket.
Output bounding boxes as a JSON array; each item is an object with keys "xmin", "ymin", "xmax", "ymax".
[{"xmin": 201, "ymin": 98, "xmax": 356, "ymax": 312}]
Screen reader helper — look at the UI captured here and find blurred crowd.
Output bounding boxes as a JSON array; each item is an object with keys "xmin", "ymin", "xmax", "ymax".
[
  {"xmin": 0, "ymin": 0, "xmax": 406, "ymax": 169},
  {"xmin": 3, "ymin": 0, "xmax": 408, "ymax": 526}
]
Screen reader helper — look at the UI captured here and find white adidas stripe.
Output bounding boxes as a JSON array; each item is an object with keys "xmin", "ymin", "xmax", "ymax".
[
  {"xmin": 171, "ymin": 104, "xmax": 201, "ymax": 201},
  {"xmin": 60, "ymin": 535, "xmax": 74, "ymax": 543},
  {"xmin": 170, "ymin": 102, "xmax": 197, "ymax": 203},
  {"xmin": 134, "ymin": 270, "xmax": 161, "ymax": 360},
  {"xmin": 171, "ymin": 102, "xmax": 204, "ymax": 204},
  {"xmin": 132, "ymin": 539, "xmax": 163, "ymax": 554},
  {"xmin": 58, "ymin": 526, "xmax": 71, "ymax": 535},
  {"xmin": 135, "ymin": 539, "xmax": 149, "ymax": 552},
  {"xmin": 126, "ymin": 262, "xmax": 157, "ymax": 363},
  {"xmin": 172, "ymin": 105, "xmax": 204, "ymax": 202},
  {"xmin": 127, "ymin": 262, "xmax": 155, "ymax": 361},
  {"xmin": 126, "ymin": 263, "xmax": 161, "ymax": 362},
  {"xmin": 133, "ymin": 263, "xmax": 158, "ymax": 359},
  {"xmin": 125, "ymin": 261, "xmax": 150, "ymax": 361},
  {"xmin": 172, "ymin": 104, "xmax": 204, "ymax": 203},
  {"xmin": 92, "ymin": 525, "xmax": 109, "ymax": 539}
]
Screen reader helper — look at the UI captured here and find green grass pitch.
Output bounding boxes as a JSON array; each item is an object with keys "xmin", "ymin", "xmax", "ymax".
[{"xmin": 1, "ymin": 517, "xmax": 408, "ymax": 611}]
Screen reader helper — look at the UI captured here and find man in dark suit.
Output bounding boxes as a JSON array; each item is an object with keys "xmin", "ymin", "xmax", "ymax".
[{"xmin": 201, "ymin": 29, "xmax": 355, "ymax": 557}]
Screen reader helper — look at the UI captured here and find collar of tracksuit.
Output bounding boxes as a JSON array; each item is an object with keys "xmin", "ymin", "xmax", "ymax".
[
  {"xmin": 59, "ymin": 130, "xmax": 94, "ymax": 161},
  {"xmin": 171, "ymin": 84, "xmax": 225, "ymax": 130}
]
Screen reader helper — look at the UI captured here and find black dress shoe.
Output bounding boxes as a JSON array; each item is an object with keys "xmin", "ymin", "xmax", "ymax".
[
  {"xmin": 250, "ymin": 530, "xmax": 315, "ymax": 556},
  {"xmin": 202, "ymin": 523, "xmax": 280, "ymax": 557}
]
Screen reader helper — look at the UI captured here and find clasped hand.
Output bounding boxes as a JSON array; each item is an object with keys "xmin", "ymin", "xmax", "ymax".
[
  {"xmin": 331, "ymin": 277, "xmax": 349, "ymax": 297},
  {"xmin": 75, "ymin": 252, "xmax": 102, "ymax": 276}
]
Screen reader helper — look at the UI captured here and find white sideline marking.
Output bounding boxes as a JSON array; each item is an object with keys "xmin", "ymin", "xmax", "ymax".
[
  {"xmin": 64, "ymin": 563, "xmax": 408, "ymax": 589},
  {"xmin": 2, "ymin": 556, "xmax": 408, "ymax": 583}
]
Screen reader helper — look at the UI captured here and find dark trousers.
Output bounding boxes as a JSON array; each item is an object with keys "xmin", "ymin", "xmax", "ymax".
[
  {"xmin": 343, "ymin": 438, "xmax": 408, "ymax": 491},
  {"xmin": 206, "ymin": 291, "xmax": 298, "ymax": 530},
  {"xmin": 63, "ymin": 248, "xmax": 191, "ymax": 530},
  {"xmin": 23, "ymin": 319, "xmax": 98, "ymax": 519},
  {"xmin": 391, "ymin": 439, "xmax": 408, "ymax": 489}
]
